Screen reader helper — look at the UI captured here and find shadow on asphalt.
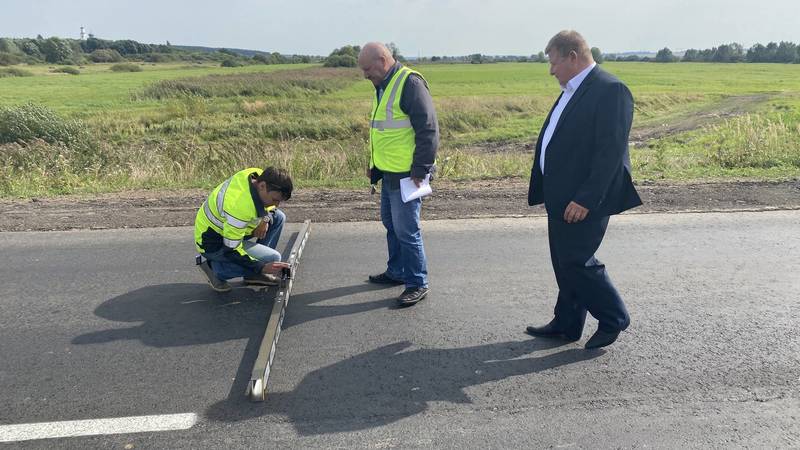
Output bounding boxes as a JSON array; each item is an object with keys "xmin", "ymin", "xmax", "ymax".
[
  {"xmin": 71, "ymin": 231, "xmax": 604, "ymax": 437},
  {"xmin": 71, "ymin": 233, "xmax": 313, "ymax": 348},
  {"xmin": 71, "ymin": 283, "xmax": 275, "ymax": 347},
  {"xmin": 71, "ymin": 280, "xmax": 397, "ymax": 347},
  {"xmin": 205, "ymin": 339, "xmax": 604, "ymax": 436},
  {"xmin": 282, "ymin": 283, "xmax": 399, "ymax": 329}
]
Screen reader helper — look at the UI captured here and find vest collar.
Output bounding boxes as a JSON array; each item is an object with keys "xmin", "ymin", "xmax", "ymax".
[
  {"xmin": 248, "ymin": 172, "xmax": 267, "ymax": 217},
  {"xmin": 377, "ymin": 62, "xmax": 403, "ymax": 93}
]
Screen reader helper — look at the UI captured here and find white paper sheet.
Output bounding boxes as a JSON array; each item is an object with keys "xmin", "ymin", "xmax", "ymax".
[{"xmin": 400, "ymin": 174, "xmax": 432, "ymax": 203}]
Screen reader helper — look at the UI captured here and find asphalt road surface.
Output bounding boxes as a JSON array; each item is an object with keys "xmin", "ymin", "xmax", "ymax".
[{"xmin": 1, "ymin": 211, "xmax": 799, "ymax": 448}]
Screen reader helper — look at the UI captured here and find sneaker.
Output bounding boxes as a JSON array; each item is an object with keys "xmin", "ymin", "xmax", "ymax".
[
  {"xmin": 397, "ymin": 287, "xmax": 429, "ymax": 306},
  {"xmin": 197, "ymin": 261, "xmax": 232, "ymax": 293},
  {"xmin": 243, "ymin": 273, "xmax": 280, "ymax": 286},
  {"xmin": 368, "ymin": 272, "xmax": 404, "ymax": 285}
]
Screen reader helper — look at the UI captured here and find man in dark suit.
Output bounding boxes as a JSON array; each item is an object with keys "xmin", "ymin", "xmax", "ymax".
[{"xmin": 526, "ymin": 30, "xmax": 642, "ymax": 349}]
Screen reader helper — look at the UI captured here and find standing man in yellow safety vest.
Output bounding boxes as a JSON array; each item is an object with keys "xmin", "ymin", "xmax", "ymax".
[
  {"xmin": 358, "ymin": 42, "xmax": 439, "ymax": 306},
  {"xmin": 194, "ymin": 166, "xmax": 292, "ymax": 292}
]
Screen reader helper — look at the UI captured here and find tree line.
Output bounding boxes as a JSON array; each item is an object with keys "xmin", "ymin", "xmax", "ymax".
[
  {"xmin": 0, "ymin": 35, "xmax": 319, "ymax": 67},
  {"xmin": 5, "ymin": 35, "xmax": 800, "ymax": 69},
  {"xmin": 321, "ymin": 45, "xmax": 597, "ymax": 66},
  {"xmin": 324, "ymin": 42, "xmax": 800, "ymax": 66},
  {"xmin": 648, "ymin": 41, "xmax": 800, "ymax": 63}
]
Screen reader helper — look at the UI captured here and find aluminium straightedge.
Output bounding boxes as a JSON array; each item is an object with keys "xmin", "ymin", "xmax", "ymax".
[{"xmin": 246, "ymin": 220, "xmax": 311, "ymax": 402}]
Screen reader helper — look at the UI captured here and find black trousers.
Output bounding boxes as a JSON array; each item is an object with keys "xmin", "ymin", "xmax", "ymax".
[{"xmin": 547, "ymin": 215, "xmax": 630, "ymax": 338}]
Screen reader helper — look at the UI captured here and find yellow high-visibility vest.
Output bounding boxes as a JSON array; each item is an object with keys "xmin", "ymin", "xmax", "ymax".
[
  {"xmin": 194, "ymin": 168, "xmax": 274, "ymax": 259},
  {"xmin": 369, "ymin": 66, "xmax": 425, "ymax": 173}
]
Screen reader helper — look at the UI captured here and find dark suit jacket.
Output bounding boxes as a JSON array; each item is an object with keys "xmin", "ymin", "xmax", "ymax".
[{"xmin": 528, "ymin": 66, "xmax": 642, "ymax": 219}]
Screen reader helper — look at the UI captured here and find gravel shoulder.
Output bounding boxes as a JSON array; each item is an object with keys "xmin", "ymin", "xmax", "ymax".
[{"xmin": 1, "ymin": 178, "xmax": 798, "ymax": 232}]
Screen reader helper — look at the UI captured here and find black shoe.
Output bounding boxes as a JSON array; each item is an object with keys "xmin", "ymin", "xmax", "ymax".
[
  {"xmin": 584, "ymin": 329, "xmax": 621, "ymax": 349},
  {"xmin": 368, "ymin": 272, "xmax": 404, "ymax": 285},
  {"xmin": 525, "ymin": 320, "xmax": 580, "ymax": 342},
  {"xmin": 197, "ymin": 261, "xmax": 232, "ymax": 293},
  {"xmin": 397, "ymin": 287, "xmax": 429, "ymax": 306}
]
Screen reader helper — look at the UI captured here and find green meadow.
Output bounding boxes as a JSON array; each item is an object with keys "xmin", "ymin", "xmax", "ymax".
[{"xmin": 1, "ymin": 61, "xmax": 799, "ymax": 197}]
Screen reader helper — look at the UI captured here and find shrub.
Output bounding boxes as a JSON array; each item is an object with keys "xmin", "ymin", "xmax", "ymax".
[
  {"xmin": 0, "ymin": 52, "xmax": 23, "ymax": 66},
  {"xmin": 253, "ymin": 53, "xmax": 282, "ymax": 64},
  {"xmin": 591, "ymin": 47, "xmax": 604, "ymax": 64},
  {"xmin": 327, "ymin": 45, "xmax": 360, "ymax": 59},
  {"xmin": 144, "ymin": 53, "xmax": 173, "ymax": 63},
  {"xmin": 18, "ymin": 40, "xmax": 43, "ymax": 59},
  {"xmin": 89, "ymin": 49, "xmax": 123, "ymax": 63},
  {"xmin": 0, "ymin": 38, "xmax": 20, "ymax": 54},
  {"xmin": 52, "ymin": 66, "xmax": 81, "ymax": 75},
  {"xmin": 221, "ymin": 59, "xmax": 244, "ymax": 67},
  {"xmin": 0, "ymin": 67, "xmax": 33, "ymax": 77},
  {"xmin": 110, "ymin": 63, "xmax": 142, "ymax": 72},
  {"xmin": 41, "ymin": 37, "xmax": 73, "ymax": 64},
  {"xmin": 0, "ymin": 103, "xmax": 90, "ymax": 149},
  {"xmin": 655, "ymin": 48, "xmax": 677, "ymax": 63},
  {"xmin": 323, "ymin": 55, "xmax": 357, "ymax": 68}
]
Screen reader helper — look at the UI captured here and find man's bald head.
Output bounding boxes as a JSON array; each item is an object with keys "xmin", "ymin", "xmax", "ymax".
[{"xmin": 358, "ymin": 42, "xmax": 396, "ymax": 86}]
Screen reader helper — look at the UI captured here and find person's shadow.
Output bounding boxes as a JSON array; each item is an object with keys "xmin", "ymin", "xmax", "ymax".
[
  {"xmin": 70, "ymin": 253, "xmax": 405, "ymax": 428},
  {"xmin": 205, "ymin": 338, "xmax": 605, "ymax": 436},
  {"xmin": 71, "ymin": 281, "xmax": 396, "ymax": 348},
  {"xmin": 71, "ymin": 282, "xmax": 277, "ymax": 348},
  {"xmin": 72, "ymin": 228, "xmax": 398, "ymax": 348},
  {"xmin": 282, "ymin": 283, "xmax": 399, "ymax": 330}
]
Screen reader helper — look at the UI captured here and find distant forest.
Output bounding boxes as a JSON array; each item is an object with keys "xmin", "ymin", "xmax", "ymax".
[
  {"xmin": 418, "ymin": 41, "xmax": 800, "ymax": 64},
  {"xmin": 1, "ymin": 35, "xmax": 799, "ymax": 68},
  {"xmin": 0, "ymin": 35, "xmax": 319, "ymax": 67}
]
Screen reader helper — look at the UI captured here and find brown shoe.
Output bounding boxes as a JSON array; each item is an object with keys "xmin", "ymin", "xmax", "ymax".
[{"xmin": 243, "ymin": 273, "xmax": 280, "ymax": 286}]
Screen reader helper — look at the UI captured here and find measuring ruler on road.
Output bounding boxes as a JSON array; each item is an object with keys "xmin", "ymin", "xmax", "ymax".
[{"xmin": 246, "ymin": 220, "xmax": 311, "ymax": 402}]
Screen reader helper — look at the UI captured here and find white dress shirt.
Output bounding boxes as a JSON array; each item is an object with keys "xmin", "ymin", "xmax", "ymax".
[{"xmin": 539, "ymin": 62, "xmax": 596, "ymax": 174}]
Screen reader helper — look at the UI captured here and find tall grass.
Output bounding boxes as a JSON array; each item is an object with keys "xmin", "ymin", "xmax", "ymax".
[
  {"xmin": 2, "ymin": 62, "xmax": 800, "ymax": 196},
  {"xmin": 0, "ymin": 67, "xmax": 33, "ymax": 77},
  {"xmin": 0, "ymin": 103, "xmax": 91, "ymax": 148},
  {"xmin": 632, "ymin": 111, "xmax": 800, "ymax": 180},
  {"xmin": 136, "ymin": 67, "xmax": 361, "ymax": 100},
  {"xmin": 110, "ymin": 63, "xmax": 143, "ymax": 72},
  {"xmin": 704, "ymin": 114, "xmax": 800, "ymax": 168}
]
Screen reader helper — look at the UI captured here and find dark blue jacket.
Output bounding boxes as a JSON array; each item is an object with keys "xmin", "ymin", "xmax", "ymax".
[{"xmin": 528, "ymin": 66, "xmax": 642, "ymax": 218}]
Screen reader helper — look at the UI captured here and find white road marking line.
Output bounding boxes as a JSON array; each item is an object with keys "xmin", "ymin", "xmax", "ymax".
[{"xmin": 0, "ymin": 413, "xmax": 198, "ymax": 443}]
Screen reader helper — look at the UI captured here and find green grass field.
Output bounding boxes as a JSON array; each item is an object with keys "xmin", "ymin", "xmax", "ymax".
[{"xmin": 1, "ymin": 61, "xmax": 799, "ymax": 197}]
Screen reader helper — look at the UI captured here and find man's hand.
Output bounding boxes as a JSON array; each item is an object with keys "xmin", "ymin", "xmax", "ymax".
[
  {"xmin": 366, "ymin": 168, "xmax": 372, "ymax": 179},
  {"xmin": 411, "ymin": 177, "xmax": 424, "ymax": 188},
  {"xmin": 253, "ymin": 218, "xmax": 269, "ymax": 239},
  {"xmin": 262, "ymin": 261, "xmax": 290, "ymax": 275},
  {"xmin": 564, "ymin": 201, "xmax": 589, "ymax": 223}
]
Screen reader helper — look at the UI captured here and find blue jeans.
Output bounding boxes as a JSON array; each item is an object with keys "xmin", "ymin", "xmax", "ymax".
[
  {"xmin": 381, "ymin": 184, "xmax": 428, "ymax": 288},
  {"xmin": 207, "ymin": 209, "xmax": 285, "ymax": 280}
]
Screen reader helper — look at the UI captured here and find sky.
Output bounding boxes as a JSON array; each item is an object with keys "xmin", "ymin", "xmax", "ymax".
[{"xmin": 1, "ymin": 0, "xmax": 798, "ymax": 56}]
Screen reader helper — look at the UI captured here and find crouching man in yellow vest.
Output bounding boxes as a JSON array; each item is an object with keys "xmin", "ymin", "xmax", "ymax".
[
  {"xmin": 358, "ymin": 42, "xmax": 439, "ymax": 306},
  {"xmin": 194, "ymin": 167, "xmax": 292, "ymax": 292}
]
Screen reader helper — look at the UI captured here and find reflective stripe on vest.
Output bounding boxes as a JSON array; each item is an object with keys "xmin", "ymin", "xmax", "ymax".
[
  {"xmin": 371, "ymin": 118, "xmax": 412, "ymax": 130},
  {"xmin": 369, "ymin": 66, "xmax": 424, "ymax": 172},
  {"xmin": 216, "ymin": 177, "xmax": 231, "ymax": 224},
  {"xmin": 203, "ymin": 200, "xmax": 223, "ymax": 229},
  {"xmin": 194, "ymin": 167, "xmax": 264, "ymax": 255}
]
